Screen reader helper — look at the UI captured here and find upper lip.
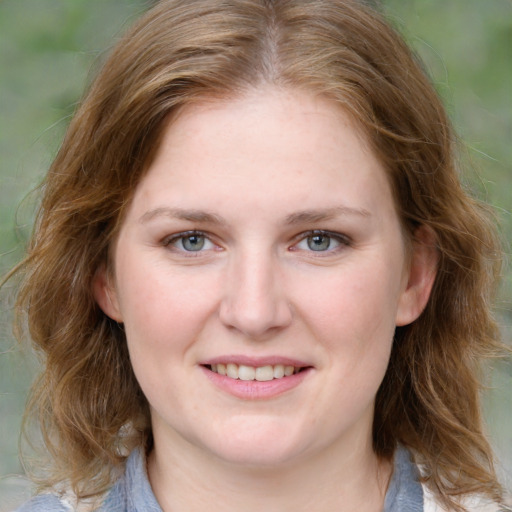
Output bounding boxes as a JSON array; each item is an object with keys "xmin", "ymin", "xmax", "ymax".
[{"xmin": 200, "ymin": 355, "xmax": 311, "ymax": 368}]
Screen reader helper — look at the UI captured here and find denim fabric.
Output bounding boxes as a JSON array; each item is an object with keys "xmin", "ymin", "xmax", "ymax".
[
  {"xmin": 98, "ymin": 448, "xmax": 161, "ymax": 512},
  {"xmin": 15, "ymin": 446, "xmax": 423, "ymax": 511},
  {"xmin": 14, "ymin": 494, "xmax": 71, "ymax": 512},
  {"xmin": 383, "ymin": 446, "xmax": 424, "ymax": 512}
]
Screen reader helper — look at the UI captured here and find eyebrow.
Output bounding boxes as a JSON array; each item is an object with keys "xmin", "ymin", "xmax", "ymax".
[
  {"xmin": 139, "ymin": 205, "xmax": 371, "ymax": 226},
  {"xmin": 139, "ymin": 207, "xmax": 227, "ymax": 225},
  {"xmin": 284, "ymin": 206, "xmax": 371, "ymax": 225}
]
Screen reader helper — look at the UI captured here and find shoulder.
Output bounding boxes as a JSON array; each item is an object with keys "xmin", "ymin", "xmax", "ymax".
[
  {"xmin": 423, "ymin": 484, "xmax": 509, "ymax": 512},
  {"xmin": 13, "ymin": 493, "xmax": 72, "ymax": 512},
  {"xmin": 10, "ymin": 448, "xmax": 147, "ymax": 512},
  {"xmin": 14, "ymin": 489, "xmax": 106, "ymax": 512}
]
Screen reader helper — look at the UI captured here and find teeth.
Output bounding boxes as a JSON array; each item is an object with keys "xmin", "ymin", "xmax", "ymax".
[
  {"xmin": 226, "ymin": 363, "xmax": 238, "ymax": 379},
  {"xmin": 273, "ymin": 365, "xmax": 285, "ymax": 379},
  {"xmin": 238, "ymin": 365, "xmax": 255, "ymax": 381},
  {"xmin": 255, "ymin": 365, "xmax": 274, "ymax": 381},
  {"xmin": 209, "ymin": 363, "xmax": 303, "ymax": 381}
]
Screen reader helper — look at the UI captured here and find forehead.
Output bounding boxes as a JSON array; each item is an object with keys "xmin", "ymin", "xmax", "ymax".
[
  {"xmin": 164, "ymin": 87, "xmax": 373, "ymax": 161},
  {"xmin": 128, "ymin": 87, "xmax": 395, "ymax": 223}
]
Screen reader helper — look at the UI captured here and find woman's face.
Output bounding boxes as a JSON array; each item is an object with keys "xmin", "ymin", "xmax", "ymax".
[{"xmin": 95, "ymin": 87, "xmax": 435, "ymax": 468}]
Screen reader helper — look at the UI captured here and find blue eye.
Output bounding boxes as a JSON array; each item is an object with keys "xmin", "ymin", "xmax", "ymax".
[
  {"xmin": 181, "ymin": 234, "xmax": 206, "ymax": 251},
  {"xmin": 294, "ymin": 230, "xmax": 349, "ymax": 253},
  {"xmin": 165, "ymin": 231, "xmax": 215, "ymax": 252},
  {"xmin": 307, "ymin": 233, "xmax": 333, "ymax": 251}
]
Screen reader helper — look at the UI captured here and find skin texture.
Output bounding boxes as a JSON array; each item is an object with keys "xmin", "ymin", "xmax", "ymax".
[{"xmin": 94, "ymin": 87, "xmax": 437, "ymax": 512}]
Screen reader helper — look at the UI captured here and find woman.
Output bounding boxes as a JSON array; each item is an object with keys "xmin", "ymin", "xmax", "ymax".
[{"xmin": 11, "ymin": 0, "xmax": 509, "ymax": 510}]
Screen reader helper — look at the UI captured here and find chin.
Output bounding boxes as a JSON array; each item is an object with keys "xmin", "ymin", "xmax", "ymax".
[
  {"xmin": 203, "ymin": 422, "xmax": 311, "ymax": 469},
  {"xmin": 213, "ymin": 443, "xmax": 304, "ymax": 469}
]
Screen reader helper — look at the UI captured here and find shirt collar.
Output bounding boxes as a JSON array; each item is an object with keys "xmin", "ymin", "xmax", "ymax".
[
  {"xmin": 104, "ymin": 445, "xmax": 423, "ymax": 511},
  {"xmin": 383, "ymin": 445, "xmax": 424, "ymax": 512}
]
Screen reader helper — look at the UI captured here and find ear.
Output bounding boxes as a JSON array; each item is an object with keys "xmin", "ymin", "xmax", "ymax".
[
  {"xmin": 92, "ymin": 265, "xmax": 123, "ymax": 322},
  {"xmin": 395, "ymin": 225, "xmax": 438, "ymax": 327}
]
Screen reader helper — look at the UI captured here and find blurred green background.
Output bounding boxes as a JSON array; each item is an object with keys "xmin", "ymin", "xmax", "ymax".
[{"xmin": 0, "ymin": 0, "xmax": 510, "ymax": 508}]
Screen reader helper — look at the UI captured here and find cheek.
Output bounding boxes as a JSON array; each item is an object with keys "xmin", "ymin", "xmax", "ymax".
[
  {"xmin": 310, "ymin": 263, "xmax": 402, "ymax": 389},
  {"xmin": 116, "ymin": 264, "xmax": 222, "ymax": 409},
  {"xmin": 296, "ymin": 260, "xmax": 403, "ymax": 344},
  {"xmin": 115, "ymin": 258, "xmax": 220, "ymax": 353},
  {"xmin": 291, "ymin": 256, "xmax": 404, "ymax": 403}
]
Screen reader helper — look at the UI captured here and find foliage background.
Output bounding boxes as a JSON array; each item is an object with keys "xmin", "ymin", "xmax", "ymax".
[{"xmin": 0, "ymin": 0, "xmax": 510, "ymax": 509}]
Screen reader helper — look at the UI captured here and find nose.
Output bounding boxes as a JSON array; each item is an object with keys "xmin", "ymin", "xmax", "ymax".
[{"xmin": 219, "ymin": 249, "xmax": 293, "ymax": 339}]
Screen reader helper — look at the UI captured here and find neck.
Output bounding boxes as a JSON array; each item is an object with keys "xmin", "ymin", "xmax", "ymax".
[{"xmin": 147, "ymin": 433, "xmax": 392, "ymax": 512}]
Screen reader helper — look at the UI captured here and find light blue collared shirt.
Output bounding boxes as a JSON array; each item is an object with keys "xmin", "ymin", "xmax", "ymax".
[{"xmin": 15, "ymin": 445, "xmax": 424, "ymax": 511}]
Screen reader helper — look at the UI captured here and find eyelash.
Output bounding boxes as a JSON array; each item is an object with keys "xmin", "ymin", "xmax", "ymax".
[
  {"xmin": 290, "ymin": 230, "xmax": 352, "ymax": 255},
  {"xmin": 162, "ymin": 229, "xmax": 351, "ymax": 255},
  {"xmin": 162, "ymin": 230, "xmax": 217, "ymax": 255}
]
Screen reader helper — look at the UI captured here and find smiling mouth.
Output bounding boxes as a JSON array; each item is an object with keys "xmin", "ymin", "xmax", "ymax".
[{"xmin": 205, "ymin": 363, "xmax": 307, "ymax": 382}]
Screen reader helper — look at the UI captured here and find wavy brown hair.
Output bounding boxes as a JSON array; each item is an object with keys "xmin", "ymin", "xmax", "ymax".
[{"xmin": 9, "ymin": 0, "xmax": 506, "ymax": 509}]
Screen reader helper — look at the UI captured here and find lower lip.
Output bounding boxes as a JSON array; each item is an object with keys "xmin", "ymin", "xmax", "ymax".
[{"xmin": 201, "ymin": 366, "xmax": 312, "ymax": 400}]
